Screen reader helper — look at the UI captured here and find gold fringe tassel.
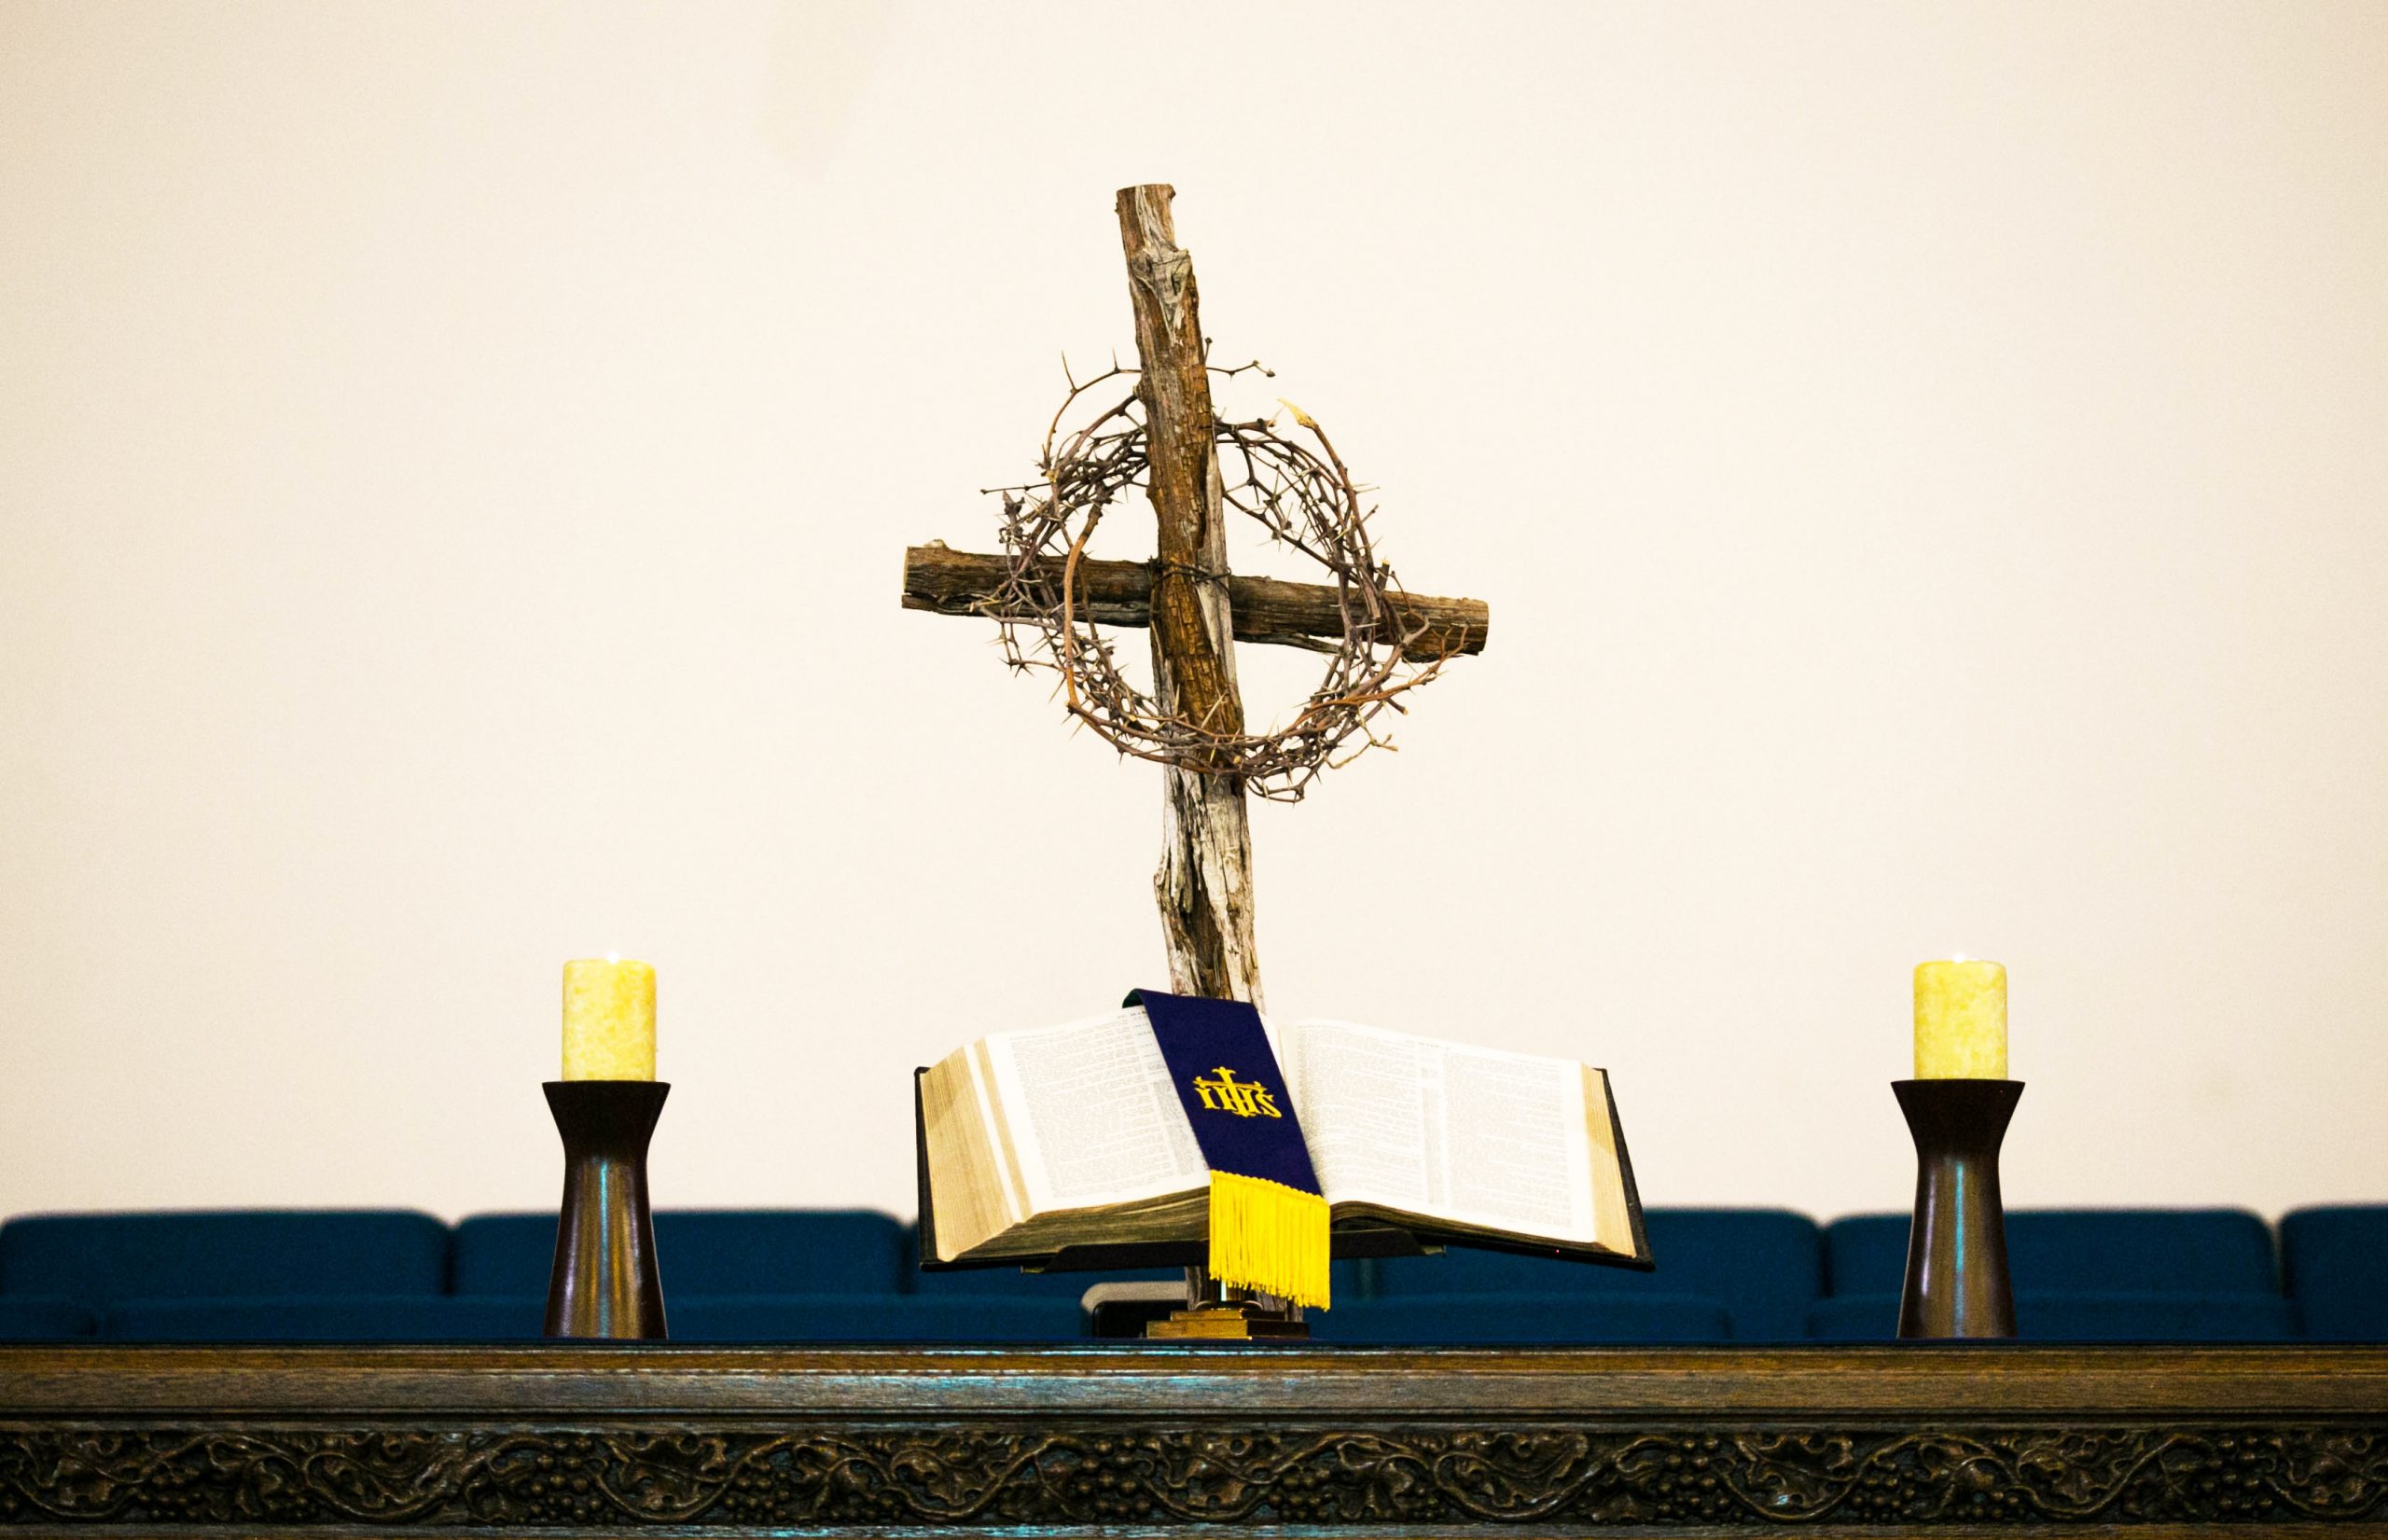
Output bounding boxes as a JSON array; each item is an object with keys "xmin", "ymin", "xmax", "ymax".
[{"xmin": 1206, "ymin": 1170, "xmax": 1331, "ymax": 1309}]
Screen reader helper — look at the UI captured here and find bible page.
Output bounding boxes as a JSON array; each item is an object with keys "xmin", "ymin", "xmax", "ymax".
[
  {"xmin": 1278, "ymin": 1020, "xmax": 1604, "ymax": 1246},
  {"xmin": 978, "ymin": 1007, "xmax": 1208, "ymax": 1215}
]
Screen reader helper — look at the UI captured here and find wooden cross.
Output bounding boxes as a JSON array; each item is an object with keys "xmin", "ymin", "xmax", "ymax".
[{"xmin": 901, "ymin": 185, "xmax": 1490, "ymax": 1006}]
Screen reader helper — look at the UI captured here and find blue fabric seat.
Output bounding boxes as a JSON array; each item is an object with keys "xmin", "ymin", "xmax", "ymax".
[
  {"xmin": 101, "ymin": 1292, "xmax": 1080, "ymax": 1343},
  {"xmin": 451, "ymin": 1210, "xmax": 908, "ymax": 1297},
  {"xmin": 104, "ymin": 1295, "xmax": 547, "ymax": 1342},
  {"xmin": 906, "ymin": 1266, "xmax": 1182, "ymax": 1300},
  {"xmin": 0, "ymin": 1211, "xmax": 450, "ymax": 1309},
  {"xmin": 1312, "ymin": 1292, "xmax": 1729, "ymax": 1345},
  {"xmin": 903, "ymin": 1228, "xmax": 1182, "ymax": 1298},
  {"xmin": 669, "ymin": 1294, "xmax": 1084, "ymax": 1342},
  {"xmin": 1825, "ymin": 1209, "xmax": 2279, "ymax": 1297},
  {"xmin": 1807, "ymin": 1290, "xmax": 2298, "ymax": 1341},
  {"xmin": 1365, "ymin": 1209, "xmax": 1822, "ymax": 1340},
  {"xmin": 2281, "ymin": 1206, "xmax": 2388, "ymax": 1340},
  {"xmin": 0, "ymin": 1297, "xmax": 97, "ymax": 1340}
]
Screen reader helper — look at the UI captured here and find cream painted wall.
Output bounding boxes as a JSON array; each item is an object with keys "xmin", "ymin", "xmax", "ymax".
[{"xmin": 3, "ymin": 2, "xmax": 2384, "ymax": 1228}]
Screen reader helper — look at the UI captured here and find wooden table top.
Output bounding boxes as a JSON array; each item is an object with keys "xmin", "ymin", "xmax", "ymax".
[{"xmin": 3, "ymin": 1343, "xmax": 2383, "ymax": 1534}]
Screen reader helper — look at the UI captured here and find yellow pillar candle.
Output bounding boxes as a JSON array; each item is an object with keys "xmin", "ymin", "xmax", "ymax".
[
  {"xmin": 562, "ymin": 957, "xmax": 656, "ymax": 1080},
  {"xmin": 1913, "ymin": 958, "xmax": 2007, "ymax": 1079}
]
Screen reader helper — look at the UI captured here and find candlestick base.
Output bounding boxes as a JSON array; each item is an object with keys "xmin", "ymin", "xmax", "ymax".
[
  {"xmin": 1894, "ymin": 1078, "xmax": 2021, "ymax": 1339},
  {"xmin": 543, "ymin": 1080, "xmax": 669, "ymax": 1340}
]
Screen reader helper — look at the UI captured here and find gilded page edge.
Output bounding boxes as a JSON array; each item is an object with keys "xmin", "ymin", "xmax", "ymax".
[
  {"xmin": 1581, "ymin": 1064, "xmax": 1631, "ymax": 1252},
  {"xmin": 971, "ymin": 1037, "xmax": 1034, "ymax": 1224},
  {"xmin": 921, "ymin": 1053, "xmax": 1003, "ymax": 1263}
]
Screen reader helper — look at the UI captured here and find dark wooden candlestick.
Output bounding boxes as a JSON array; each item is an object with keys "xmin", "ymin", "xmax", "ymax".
[
  {"xmin": 1891, "ymin": 1078, "xmax": 2024, "ymax": 1337},
  {"xmin": 1894, "ymin": 1078, "xmax": 2021, "ymax": 1339},
  {"xmin": 543, "ymin": 1080, "xmax": 669, "ymax": 1340}
]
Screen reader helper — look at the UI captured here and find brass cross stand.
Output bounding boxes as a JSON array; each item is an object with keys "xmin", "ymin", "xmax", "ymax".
[{"xmin": 902, "ymin": 185, "xmax": 1492, "ymax": 1337}]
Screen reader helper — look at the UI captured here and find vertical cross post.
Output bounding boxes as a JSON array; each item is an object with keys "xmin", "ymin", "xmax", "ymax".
[{"xmin": 1115, "ymin": 184, "xmax": 1263, "ymax": 1006}]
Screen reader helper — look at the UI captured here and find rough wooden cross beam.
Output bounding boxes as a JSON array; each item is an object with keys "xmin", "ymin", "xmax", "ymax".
[
  {"xmin": 900, "ymin": 548, "xmax": 1491, "ymax": 659},
  {"xmin": 902, "ymin": 186, "xmax": 1491, "ymax": 1006}
]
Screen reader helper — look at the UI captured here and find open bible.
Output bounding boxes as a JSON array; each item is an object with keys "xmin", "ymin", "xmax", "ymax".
[{"xmin": 918, "ymin": 1006, "xmax": 1649, "ymax": 1277}]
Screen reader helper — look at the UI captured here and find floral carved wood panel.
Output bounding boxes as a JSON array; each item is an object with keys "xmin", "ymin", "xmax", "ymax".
[{"xmin": 3, "ymin": 1422, "xmax": 2385, "ymax": 1530}]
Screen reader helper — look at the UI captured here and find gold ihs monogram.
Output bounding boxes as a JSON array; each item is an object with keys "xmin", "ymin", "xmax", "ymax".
[{"xmin": 1190, "ymin": 1066, "xmax": 1283, "ymax": 1118}]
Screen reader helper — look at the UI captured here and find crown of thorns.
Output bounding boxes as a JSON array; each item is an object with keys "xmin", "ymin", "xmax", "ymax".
[{"xmin": 986, "ymin": 362, "xmax": 1453, "ymax": 802}]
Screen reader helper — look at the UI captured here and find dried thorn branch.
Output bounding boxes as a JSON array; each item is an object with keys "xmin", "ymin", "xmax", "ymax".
[{"xmin": 981, "ymin": 364, "xmax": 1453, "ymax": 801}]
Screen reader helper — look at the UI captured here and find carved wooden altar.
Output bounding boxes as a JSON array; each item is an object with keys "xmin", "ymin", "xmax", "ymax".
[{"xmin": 3, "ymin": 1344, "xmax": 2384, "ymax": 1535}]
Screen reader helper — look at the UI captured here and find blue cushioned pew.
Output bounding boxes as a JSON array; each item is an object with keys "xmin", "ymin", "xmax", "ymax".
[
  {"xmin": 672, "ymin": 1296, "xmax": 1084, "ymax": 1342},
  {"xmin": 1813, "ymin": 1209, "xmax": 2298, "ymax": 1340},
  {"xmin": 451, "ymin": 1210, "xmax": 1093, "ymax": 1341},
  {"xmin": 1362, "ymin": 1209, "xmax": 1820, "ymax": 1341},
  {"xmin": 6, "ymin": 1205, "xmax": 2379, "ymax": 1344},
  {"xmin": 2280, "ymin": 1205, "xmax": 2388, "ymax": 1341},
  {"xmin": 96, "ymin": 1294, "xmax": 1088, "ymax": 1345},
  {"xmin": 905, "ymin": 1228, "xmax": 1182, "ymax": 1300},
  {"xmin": 105, "ymin": 1297, "xmax": 547, "ymax": 1341},
  {"xmin": 0, "ymin": 1210, "xmax": 468, "ymax": 1341},
  {"xmin": 0, "ymin": 1298, "xmax": 96, "ymax": 1340},
  {"xmin": 0, "ymin": 1210, "xmax": 450, "ymax": 1302},
  {"xmin": 1808, "ymin": 1291, "xmax": 2298, "ymax": 1341},
  {"xmin": 1312, "ymin": 1293, "xmax": 1731, "ymax": 1344},
  {"xmin": 454, "ymin": 1210, "xmax": 912, "ymax": 1296}
]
